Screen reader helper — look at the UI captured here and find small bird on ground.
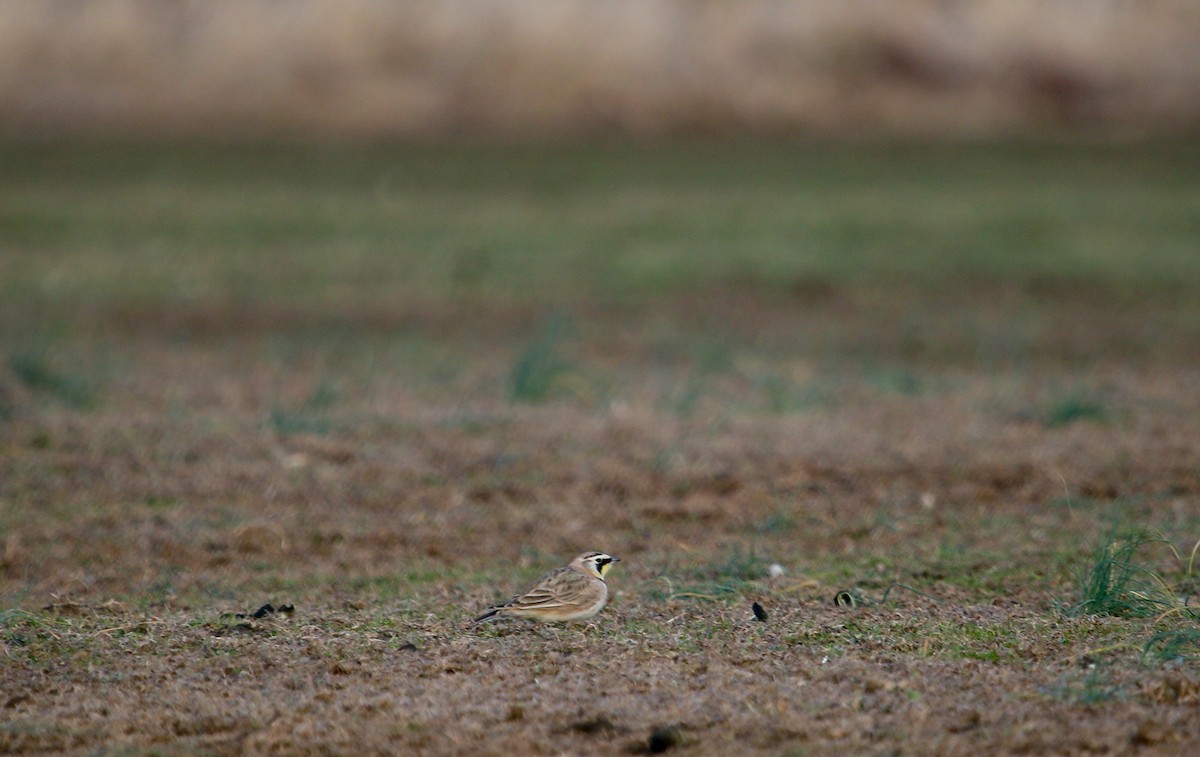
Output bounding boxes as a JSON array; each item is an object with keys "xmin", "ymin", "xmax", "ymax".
[{"xmin": 473, "ymin": 551, "xmax": 620, "ymax": 623}]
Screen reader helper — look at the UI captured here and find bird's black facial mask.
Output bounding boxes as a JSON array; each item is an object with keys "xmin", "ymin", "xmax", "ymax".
[{"xmin": 596, "ymin": 555, "xmax": 618, "ymax": 577}]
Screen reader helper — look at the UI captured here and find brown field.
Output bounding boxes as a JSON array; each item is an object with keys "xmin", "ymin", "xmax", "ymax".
[{"xmin": 2, "ymin": 141, "xmax": 1200, "ymax": 755}]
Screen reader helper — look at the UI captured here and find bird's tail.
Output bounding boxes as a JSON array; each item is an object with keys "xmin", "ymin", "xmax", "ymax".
[{"xmin": 473, "ymin": 607, "xmax": 502, "ymax": 624}]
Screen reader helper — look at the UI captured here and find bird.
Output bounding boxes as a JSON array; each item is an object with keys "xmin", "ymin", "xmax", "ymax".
[{"xmin": 473, "ymin": 551, "xmax": 620, "ymax": 623}]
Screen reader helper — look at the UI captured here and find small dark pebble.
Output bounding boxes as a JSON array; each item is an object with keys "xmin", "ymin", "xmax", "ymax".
[
  {"xmin": 751, "ymin": 602, "xmax": 768, "ymax": 622},
  {"xmin": 648, "ymin": 725, "xmax": 682, "ymax": 753}
]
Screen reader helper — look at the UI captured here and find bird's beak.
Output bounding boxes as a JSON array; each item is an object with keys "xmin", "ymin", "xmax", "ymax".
[{"xmin": 611, "ymin": 556, "xmax": 621, "ymax": 562}]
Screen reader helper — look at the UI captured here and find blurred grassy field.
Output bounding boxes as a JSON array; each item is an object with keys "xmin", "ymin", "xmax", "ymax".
[{"xmin": 4, "ymin": 140, "xmax": 1199, "ymax": 315}]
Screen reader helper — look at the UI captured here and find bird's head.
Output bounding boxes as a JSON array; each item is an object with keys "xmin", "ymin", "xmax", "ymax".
[{"xmin": 575, "ymin": 551, "xmax": 620, "ymax": 579}]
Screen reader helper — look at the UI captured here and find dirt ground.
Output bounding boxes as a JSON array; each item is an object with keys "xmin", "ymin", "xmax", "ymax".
[{"xmin": 1, "ymin": 291, "xmax": 1198, "ymax": 756}]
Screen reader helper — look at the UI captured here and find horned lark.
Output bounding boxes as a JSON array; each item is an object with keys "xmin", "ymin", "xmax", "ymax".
[{"xmin": 473, "ymin": 551, "xmax": 620, "ymax": 623}]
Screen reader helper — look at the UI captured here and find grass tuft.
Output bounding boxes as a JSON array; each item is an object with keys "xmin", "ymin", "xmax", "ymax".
[
  {"xmin": 758, "ymin": 373, "xmax": 833, "ymax": 414},
  {"xmin": 705, "ymin": 544, "xmax": 771, "ymax": 582},
  {"xmin": 1044, "ymin": 392, "xmax": 1107, "ymax": 427},
  {"xmin": 8, "ymin": 348, "xmax": 101, "ymax": 409},
  {"xmin": 1048, "ymin": 666, "xmax": 1125, "ymax": 706},
  {"xmin": 664, "ymin": 545, "xmax": 772, "ymax": 601},
  {"xmin": 865, "ymin": 367, "xmax": 923, "ymax": 395},
  {"xmin": 668, "ymin": 341, "xmax": 734, "ymax": 417},
  {"xmin": 508, "ymin": 315, "xmax": 577, "ymax": 403},
  {"xmin": 750, "ymin": 510, "xmax": 796, "ymax": 534},
  {"xmin": 1068, "ymin": 525, "xmax": 1180, "ymax": 619},
  {"xmin": 268, "ymin": 380, "xmax": 338, "ymax": 435},
  {"xmin": 1144, "ymin": 628, "xmax": 1200, "ymax": 663}
]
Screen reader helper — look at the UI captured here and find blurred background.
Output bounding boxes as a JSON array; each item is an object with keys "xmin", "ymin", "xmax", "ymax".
[{"xmin": 3, "ymin": 0, "xmax": 1199, "ymax": 139}]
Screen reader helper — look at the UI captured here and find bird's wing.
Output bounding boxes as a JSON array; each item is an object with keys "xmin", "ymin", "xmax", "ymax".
[
  {"xmin": 509, "ymin": 586, "xmax": 571, "ymax": 610},
  {"xmin": 505, "ymin": 567, "xmax": 580, "ymax": 610}
]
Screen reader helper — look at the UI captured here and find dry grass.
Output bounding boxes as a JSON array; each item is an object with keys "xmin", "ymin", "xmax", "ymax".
[{"xmin": 3, "ymin": 0, "xmax": 1200, "ymax": 137}]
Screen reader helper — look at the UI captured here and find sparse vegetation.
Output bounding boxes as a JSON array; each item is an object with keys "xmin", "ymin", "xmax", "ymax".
[
  {"xmin": 1, "ymin": 142, "xmax": 1199, "ymax": 754},
  {"xmin": 508, "ymin": 315, "xmax": 578, "ymax": 403}
]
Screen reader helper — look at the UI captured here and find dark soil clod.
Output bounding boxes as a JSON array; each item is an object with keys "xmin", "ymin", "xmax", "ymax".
[
  {"xmin": 751, "ymin": 602, "xmax": 768, "ymax": 622},
  {"xmin": 4, "ymin": 693, "xmax": 31, "ymax": 709},
  {"xmin": 647, "ymin": 725, "xmax": 682, "ymax": 753},
  {"xmin": 223, "ymin": 602, "xmax": 296, "ymax": 620},
  {"xmin": 570, "ymin": 716, "xmax": 617, "ymax": 734}
]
